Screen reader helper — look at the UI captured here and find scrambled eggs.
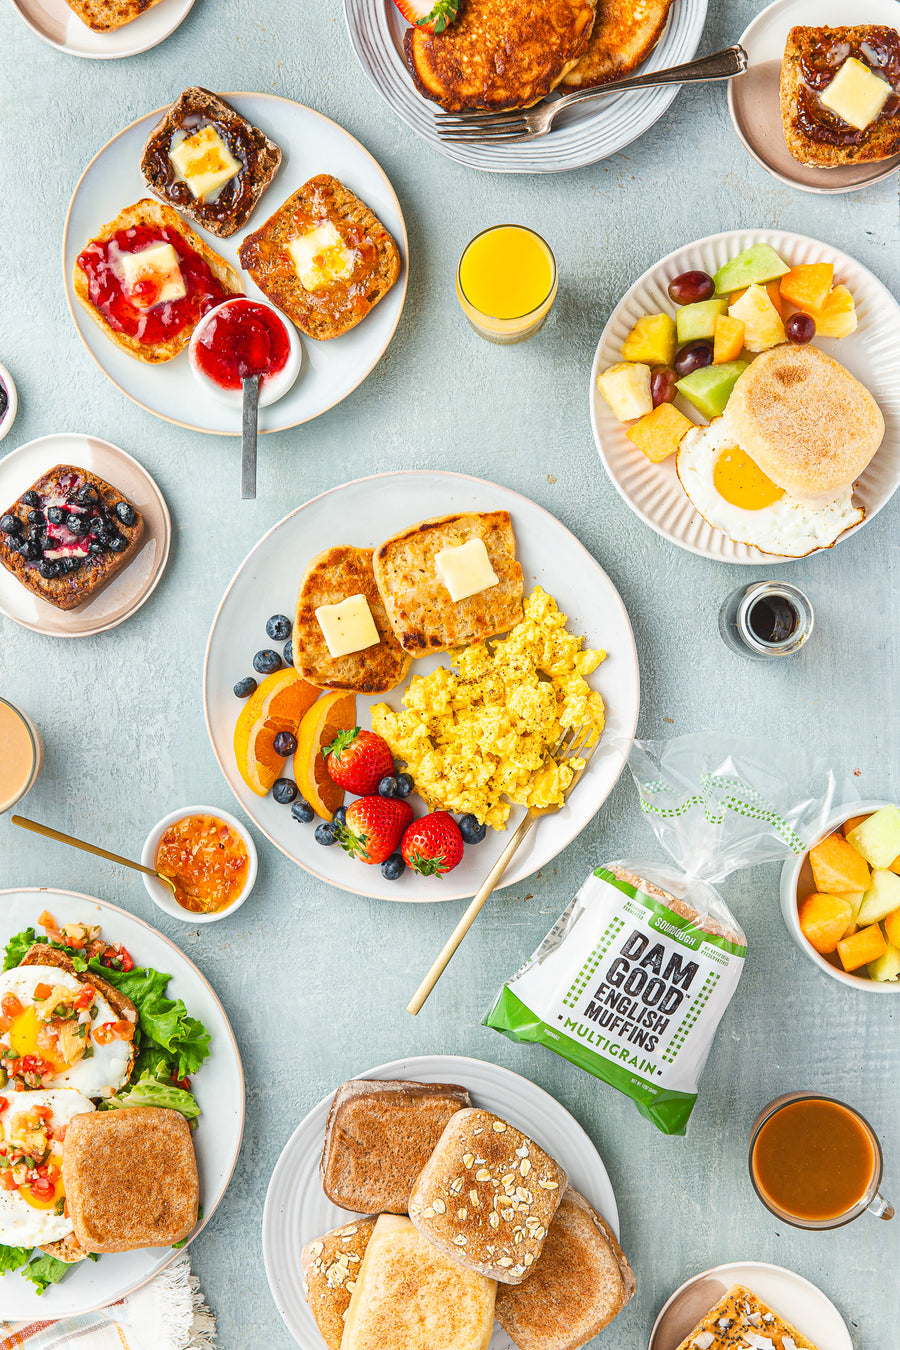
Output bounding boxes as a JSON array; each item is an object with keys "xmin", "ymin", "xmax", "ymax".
[{"xmin": 370, "ymin": 588, "xmax": 606, "ymax": 829}]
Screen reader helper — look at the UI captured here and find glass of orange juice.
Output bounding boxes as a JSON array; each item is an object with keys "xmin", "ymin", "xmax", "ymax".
[
  {"xmin": 456, "ymin": 225, "xmax": 558, "ymax": 344},
  {"xmin": 0, "ymin": 697, "xmax": 43, "ymax": 814}
]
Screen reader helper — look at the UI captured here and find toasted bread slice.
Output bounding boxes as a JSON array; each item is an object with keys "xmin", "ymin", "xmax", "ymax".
[
  {"xmin": 341, "ymin": 1215, "xmax": 496, "ymax": 1350},
  {"xmin": 320, "ymin": 1080, "xmax": 471, "ymax": 1214},
  {"xmin": 373, "ymin": 511, "xmax": 523, "ymax": 657},
  {"xmin": 406, "ymin": 0, "xmax": 595, "ymax": 110},
  {"xmin": 302, "ymin": 1217, "xmax": 377, "ymax": 1350},
  {"xmin": 780, "ymin": 26, "xmax": 900, "ymax": 166},
  {"xmin": 141, "ymin": 88, "xmax": 282, "ymax": 238},
  {"xmin": 238, "ymin": 175, "xmax": 400, "ymax": 340},
  {"xmin": 672, "ymin": 1284, "xmax": 820, "ymax": 1350},
  {"xmin": 409, "ymin": 1107, "xmax": 567, "ymax": 1285},
  {"xmin": 562, "ymin": 0, "xmax": 673, "ymax": 87},
  {"xmin": 63, "ymin": 0, "xmax": 164, "ymax": 31},
  {"xmin": 62, "ymin": 1107, "xmax": 198, "ymax": 1253},
  {"xmin": 495, "ymin": 1189, "xmax": 635, "ymax": 1350},
  {"xmin": 73, "ymin": 198, "xmax": 242, "ymax": 364},
  {"xmin": 295, "ymin": 545, "xmax": 411, "ymax": 694}
]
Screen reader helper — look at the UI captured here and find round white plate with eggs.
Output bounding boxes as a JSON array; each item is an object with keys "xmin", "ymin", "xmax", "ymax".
[
  {"xmin": 590, "ymin": 228, "xmax": 900, "ymax": 563},
  {"xmin": 0, "ymin": 889, "xmax": 244, "ymax": 1319}
]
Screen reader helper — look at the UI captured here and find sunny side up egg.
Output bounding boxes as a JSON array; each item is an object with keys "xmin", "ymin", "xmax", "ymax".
[
  {"xmin": 676, "ymin": 417, "xmax": 864, "ymax": 557},
  {"xmin": 0, "ymin": 965, "xmax": 133, "ymax": 1098},
  {"xmin": 0, "ymin": 1088, "xmax": 94, "ymax": 1247}
]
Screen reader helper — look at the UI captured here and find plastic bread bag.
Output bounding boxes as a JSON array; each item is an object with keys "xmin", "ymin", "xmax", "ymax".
[{"xmin": 485, "ymin": 733, "xmax": 845, "ymax": 1136}]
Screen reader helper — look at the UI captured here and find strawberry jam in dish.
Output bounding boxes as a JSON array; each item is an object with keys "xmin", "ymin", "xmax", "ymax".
[
  {"xmin": 192, "ymin": 298, "xmax": 290, "ymax": 389},
  {"xmin": 77, "ymin": 224, "xmax": 231, "ymax": 344},
  {"xmin": 154, "ymin": 814, "xmax": 249, "ymax": 914}
]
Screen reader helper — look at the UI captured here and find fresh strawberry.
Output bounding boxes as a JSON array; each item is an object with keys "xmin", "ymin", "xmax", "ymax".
[
  {"xmin": 323, "ymin": 727, "xmax": 394, "ymax": 796},
  {"xmin": 391, "ymin": 0, "xmax": 459, "ymax": 34},
  {"xmin": 338, "ymin": 797, "xmax": 414, "ymax": 865},
  {"xmin": 401, "ymin": 812, "xmax": 464, "ymax": 877}
]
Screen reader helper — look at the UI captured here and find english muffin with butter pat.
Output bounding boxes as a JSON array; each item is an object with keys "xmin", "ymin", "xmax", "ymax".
[
  {"xmin": 295, "ymin": 545, "xmax": 411, "ymax": 694},
  {"xmin": 374, "ymin": 511, "xmax": 523, "ymax": 657},
  {"xmin": 238, "ymin": 175, "xmax": 400, "ymax": 340}
]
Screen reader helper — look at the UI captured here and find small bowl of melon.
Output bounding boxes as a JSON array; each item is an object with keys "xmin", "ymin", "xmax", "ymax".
[{"xmin": 781, "ymin": 800, "xmax": 900, "ymax": 992}]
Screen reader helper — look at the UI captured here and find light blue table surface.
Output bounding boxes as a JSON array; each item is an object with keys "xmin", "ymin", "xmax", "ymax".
[{"xmin": 1, "ymin": 0, "xmax": 898, "ymax": 1344}]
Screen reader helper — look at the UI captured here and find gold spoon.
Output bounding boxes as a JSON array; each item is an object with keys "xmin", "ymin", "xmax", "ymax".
[{"xmin": 11, "ymin": 815, "xmax": 203, "ymax": 907}]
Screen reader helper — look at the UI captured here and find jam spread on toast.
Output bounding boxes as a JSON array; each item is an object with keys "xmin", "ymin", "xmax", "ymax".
[
  {"xmin": 144, "ymin": 114, "xmax": 257, "ymax": 226},
  {"xmin": 193, "ymin": 299, "xmax": 290, "ymax": 389},
  {"xmin": 284, "ymin": 182, "xmax": 382, "ymax": 322},
  {"xmin": 796, "ymin": 29, "xmax": 900, "ymax": 146}
]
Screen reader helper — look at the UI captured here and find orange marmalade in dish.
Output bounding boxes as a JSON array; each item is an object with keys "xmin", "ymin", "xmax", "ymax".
[{"xmin": 154, "ymin": 814, "xmax": 248, "ymax": 913}]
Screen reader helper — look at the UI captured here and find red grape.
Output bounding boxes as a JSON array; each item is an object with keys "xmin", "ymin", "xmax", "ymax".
[
  {"xmin": 674, "ymin": 341, "xmax": 714, "ymax": 378},
  {"xmin": 650, "ymin": 367, "xmax": 676, "ymax": 407},
  {"xmin": 786, "ymin": 312, "xmax": 815, "ymax": 344},
  {"xmin": 668, "ymin": 270, "xmax": 715, "ymax": 305}
]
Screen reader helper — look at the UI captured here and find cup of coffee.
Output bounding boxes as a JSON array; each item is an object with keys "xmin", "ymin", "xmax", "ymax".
[
  {"xmin": 0, "ymin": 697, "xmax": 43, "ymax": 814},
  {"xmin": 749, "ymin": 1091, "xmax": 894, "ymax": 1229}
]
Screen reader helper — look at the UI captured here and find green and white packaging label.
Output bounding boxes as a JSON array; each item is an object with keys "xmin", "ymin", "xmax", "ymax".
[{"xmin": 485, "ymin": 866, "xmax": 747, "ymax": 1135}]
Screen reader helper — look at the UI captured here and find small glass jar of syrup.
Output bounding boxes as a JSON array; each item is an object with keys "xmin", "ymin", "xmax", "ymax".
[{"xmin": 718, "ymin": 581, "xmax": 814, "ymax": 660}]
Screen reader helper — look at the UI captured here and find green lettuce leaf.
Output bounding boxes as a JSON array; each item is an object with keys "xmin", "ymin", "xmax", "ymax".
[
  {"xmin": 22, "ymin": 1253, "xmax": 71, "ymax": 1295},
  {"xmin": 88, "ymin": 963, "xmax": 210, "ymax": 1080},
  {"xmin": 101, "ymin": 1069, "xmax": 200, "ymax": 1120},
  {"xmin": 0, "ymin": 1243, "xmax": 32, "ymax": 1275}
]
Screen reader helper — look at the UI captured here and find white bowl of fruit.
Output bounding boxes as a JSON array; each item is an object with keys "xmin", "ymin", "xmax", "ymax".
[{"xmin": 781, "ymin": 800, "xmax": 900, "ymax": 992}]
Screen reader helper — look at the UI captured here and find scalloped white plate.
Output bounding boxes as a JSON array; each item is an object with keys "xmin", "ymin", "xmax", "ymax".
[
  {"xmin": 6, "ymin": 0, "xmax": 194, "ymax": 59},
  {"xmin": 590, "ymin": 228, "xmax": 900, "ymax": 563},
  {"xmin": 262, "ymin": 1054, "xmax": 620, "ymax": 1350}
]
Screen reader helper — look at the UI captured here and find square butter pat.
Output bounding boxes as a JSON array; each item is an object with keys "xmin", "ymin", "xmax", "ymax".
[
  {"xmin": 819, "ymin": 57, "xmax": 892, "ymax": 131},
  {"xmin": 315, "ymin": 594, "xmax": 380, "ymax": 659},
  {"xmin": 434, "ymin": 538, "xmax": 499, "ymax": 602},
  {"xmin": 287, "ymin": 222, "xmax": 354, "ymax": 292},
  {"xmin": 169, "ymin": 125, "xmax": 241, "ymax": 201},
  {"xmin": 118, "ymin": 243, "xmax": 186, "ymax": 308}
]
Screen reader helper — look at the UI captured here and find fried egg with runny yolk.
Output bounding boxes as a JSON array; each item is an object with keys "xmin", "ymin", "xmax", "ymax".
[
  {"xmin": 0, "ymin": 1088, "xmax": 94, "ymax": 1247},
  {"xmin": 0, "ymin": 965, "xmax": 133, "ymax": 1098},
  {"xmin": 676, "ymin": 417, "xmax": 864, "ymax": 556}
]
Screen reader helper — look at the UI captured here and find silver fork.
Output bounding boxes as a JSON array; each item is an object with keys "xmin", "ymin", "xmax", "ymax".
[{"xmin": 435, "ymin": 44, "xmax": 748, "ymax": 143}]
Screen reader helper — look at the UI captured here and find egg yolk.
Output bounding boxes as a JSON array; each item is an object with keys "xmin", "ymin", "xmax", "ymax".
[
  {"xmin": 713, "ymin": 446, "xmax": 784, "ymax": 510},
  {"xmin": 8, "ymin": 1005, "xmax": 70, "ymax": 1072},
  {"xmin": 19, "ymin": 1161, "xmax": 64, "ymax": 1210}
]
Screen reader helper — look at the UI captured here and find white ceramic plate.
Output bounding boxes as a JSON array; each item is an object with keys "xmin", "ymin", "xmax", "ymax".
[
  {"xmin": 0, "ymin": 889, "xmax": 244, "ymax": 1320},
  {"xmin": 203, "ymin": 471, "xmax": 639, "ymax": 902},
  {"xmin": 0, "ymin": 433, "xmax": 171, "ymax": 638},
  {"xmin": 728, "ymin": 0, "xmax": 900, "ymax": 194},
  {"xmin": 262, "ymin": 1054, "xmax": 620, "ymax": 1350},
  {"xmin": 343, "ymin": 0, "xmax": 707, "ymax": 174},
  {"xmin": 62, "ymin": 95, "xmax": 407, "ymax": 435},
  {"xmin": 590, "ymin": 228, "xmax": 900, "ymax": 563},
  {"xmin": 6, "ymin": 0, "xmax": 194, "ymax": 59},
  {"xmin": 649, "ymin": 1260, "xmax": 852, "ymax": 1350}
]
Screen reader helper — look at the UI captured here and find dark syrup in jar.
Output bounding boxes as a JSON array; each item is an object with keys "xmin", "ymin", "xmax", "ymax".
[
  {"xmin": 719, "ymin": 582, "xmax": 814, "ymax": 660},
  {"xmin": 747, "ymin": 596, "xmax": 799, "ymax": 644},
  {"xmin": 194, "ymin": 299, "xmax": 290, "ymax": 389}
]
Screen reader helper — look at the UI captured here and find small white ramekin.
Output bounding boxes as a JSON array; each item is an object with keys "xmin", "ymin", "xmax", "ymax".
[
  {"xmin": 141, "ymin": 805, "xmax": 258, "ymax": 924},
  {"xmin": 780, "ymin": 798, "xmax": 900, "ymax": 995},
  {"xmin": 0, "ymin": 362, "xmax": 18, "ymax": 443},
  {"xmin": 188, "ymin": 298, "xmax": 303, "ymax": 409}
]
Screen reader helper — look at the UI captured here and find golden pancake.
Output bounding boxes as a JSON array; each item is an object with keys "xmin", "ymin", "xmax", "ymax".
[{"xmin": 562, "ymin": 0, "xmax": 674, "ymax": 88}]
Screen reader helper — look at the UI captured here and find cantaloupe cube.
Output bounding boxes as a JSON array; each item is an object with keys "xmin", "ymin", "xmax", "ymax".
[
  {"xmin": 842, "ymin": 814, "xmax": 870, "ymax": 837},
  {"xmin": 837, "ymin": 922, "xmax": 887, "ymax": 972},
  {"xmin": 713, "ymin": 314, "xmax": 745, "ymax": 364},
  {"xmin": 765, "ymin": 280, "xmax": 785, "ymax": 318},
  {"xmin": 891, "ymin": 854, "xmax": 900, "ymax": 876},
  {"xmin": 798, "ymin": 893, "xmax": 854, "ymax": 954},
  {"xmin": 868, "ymin": 941, "xmax": 900, "ymax": 983},
  {"xmin": 809, "ymin": 833, "xmax": 871, "ymax": 894},
  {"xmin": 625, "ymin": 402, "xmax": 694, "ymax": 463},
  {"xmin": 846, "ymin": 805, "xmax": 900, "ymax": 867},
  {"xmin": 807, "ymin": 285, "xmax": 857, "ymax": 338},
  {"xmin": 883, "ymin": 906, "xmax": 900, "ymax": 948},
  {"xmin": 857, "ymin": 870, "xmax": 900, "ymax": 925},
  {"xmin": 779, "ymin": 263, "xmax": 834, "ymax": 314}
]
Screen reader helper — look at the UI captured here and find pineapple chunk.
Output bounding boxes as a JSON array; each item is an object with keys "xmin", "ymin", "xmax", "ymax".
[
  {"xmin": 622, "ymin": 313, "xmax": 676, "ymax": 367},
  {"xmin": 808, "ymin": 285, "xmax": 858, "ymax": 339},
  {"xmin": 727, "ymin": 284, "xmax": 786, "ymax": 352},
  {"xmin": 625, "ymin": 402, "xmax": 694, "ymax": 463},
  {"xmin": 596, "ymin": 363, "xmax": 653, "ymax": 423}
]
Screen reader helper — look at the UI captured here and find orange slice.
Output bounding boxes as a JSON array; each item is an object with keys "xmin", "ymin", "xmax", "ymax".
[
  {"xmin": 294, "ymin": 690, "xmax": 356, "ymax": 821},
  {"xmin": 233, "ymin": 668, "xmax": 320, "ymax": 797}
]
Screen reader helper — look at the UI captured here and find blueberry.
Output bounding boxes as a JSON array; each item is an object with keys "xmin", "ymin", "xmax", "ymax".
[
  {"xmin": 253, "ymin": 649, "xmax": 281, "ymax": 675},
  {"xmin": 315, "ymin": 821, "xmax": 338, "ymax": 846},
  {"xmin": 39, "ymin": 560, "xmax": 60, "ymax": 579},
  {"xmin": 282, "ymin": 640, "xmax": 293, "ymax": 667},
  {"xmin": 88, "ymin": 540, "xmax": 105, "ymax": 555},
  {"xmin": 0, "ymin": 514, "xmax": 20, "ymax": 535},
  {"xmin": 266, "ymin": 614, "xmax": 291, "ymax": 641},
  {"xmin": 290, "ymin": 797, "xmax": 315, "ymax": 824},
  {"xmin": 395, "ymin": 773, "xmax": 414, "ymax": 799},
  {"xmin": 458, "ymin": 814, "xmax": 487, "ymax": 845},
  {"xmin": 107, "ymin": 534, "xmax": 127, "ymax": 553},
  {"xmin": 66, "ymin": 514, "xmax": 87, "ymax": 536},
  {"xmin": 77, "ymin": 484, "xmax": 98, "ymax": 506},
  {"xmin": 114, "ymin": 501, "xmax": 136, "ymax": 526},
  {"xmin": 233, "ymin": 676, "xmax": 258, "ymax": 698},
  {"xmin": 46, "ymin": 506, "xmax": 65, "ymax": 525},
  {"xmin": 27, "ymin": 508, "xmax": 44, "ymax": 525},
  {"xmin": 381, "ymin": 853, "xmax": 406, "ymax": 881},
  {"xmin": 22, "ymin": 490, "xmax": 40, "ymax": 508},
  {"xmin": 378, "ymin": 775, "xmax": 399, "ymax": 798},
  {"xmin": 272, "ymin": 778, "xmax": 298, "ymax": 804},
  {"xmin": 273, "ymin": 730, "xmax": 297, "ymax": 756},
  {"xmin": 333, "ymin": 806, "xmax": 347, "ymax": 828},
  {"xmin": 61, "ymin": 557, "xmax": 81, "ymax": 574},
  {"xmin": 27, "ymin": 525, "xmax": 45, "ymax": 545},
  {"xmin": 20, "ymin": 540, "xmax": 40, "ymax": 561}
]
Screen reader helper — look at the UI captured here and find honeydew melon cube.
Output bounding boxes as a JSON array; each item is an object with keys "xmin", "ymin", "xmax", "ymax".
[
  {"xmin": 868, "ymin": 940, "xmax": 900, "ymax": 983},
  {"xmin": 675, "ymin": 298, "xmax": 728, "ymax": 344},
  {"xmin": 596, "ymin": 363, "xmax": 653, "ymax": 423},
  {"xmin": 675, "ymin": 360, "xmax": 748, "ymax": 419},
  {"xmin": 857, "ymin": 870, "xmax": 900, "ymax": 926},
  {"xmin": 846, "ymin": 805, "xmax": 900, "ymax": 868},
  {"xmin": 713, "ymin": 244, "xmax": 790, "ymax": 296}
]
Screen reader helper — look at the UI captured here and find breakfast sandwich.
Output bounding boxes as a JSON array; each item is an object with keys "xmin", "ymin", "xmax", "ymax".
[
  {"xmin": 495, "ymin": 1189, "xmax": 635, "ymax": 1350},
  {"xmin": 373, "ymin": 510, "xmax": 524, "ymax": 656},
  {"xmin": 562, "ymin": 0, "xmax": 674, "ymax": 88},
  {"xmin": 73, "ymin": 198, "xmax": 242, "ymax": 363},
  {"xmin": 781, "ymin": 26, "xmax": 900, "ymax": 167},
  {"xmin": 63, "ymin": 0, "xmax": 164, "ymax": 31},
  {"xmin": 140, "ymin": 88, "xmax": 282, "ymax": 238},
  {"xmin": 672, "ymin": 1284, "xmax": 821, "ymax": 1350},
  {"xmin": 237, "ymin": 175, "xmax": 400, "ymax": 340},
  {"xmin": 295, "ymin": 545, "xmax": 411, "ymax": 694},
  {"xmin": 320, "ymin": 1079, "xmax": 471, "ymax": 1213},
  {"xmin": 302, "ymin": 1217, "xmax": 377, "ymax": 1350}
]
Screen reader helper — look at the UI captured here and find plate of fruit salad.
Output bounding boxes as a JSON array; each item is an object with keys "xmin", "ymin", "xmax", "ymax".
[{"xmin": 590, "ymin": 228, "xmax": 900, "ymax": 562}]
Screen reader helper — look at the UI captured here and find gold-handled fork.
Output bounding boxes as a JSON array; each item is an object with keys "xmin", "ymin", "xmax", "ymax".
[
  {"xmin": 435, "ymin": 44, "xmax": 748, "ymax": 143},
  {"xmin": 407, "ymin": 724, "xmax": 599, "ymax": 1014}
]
